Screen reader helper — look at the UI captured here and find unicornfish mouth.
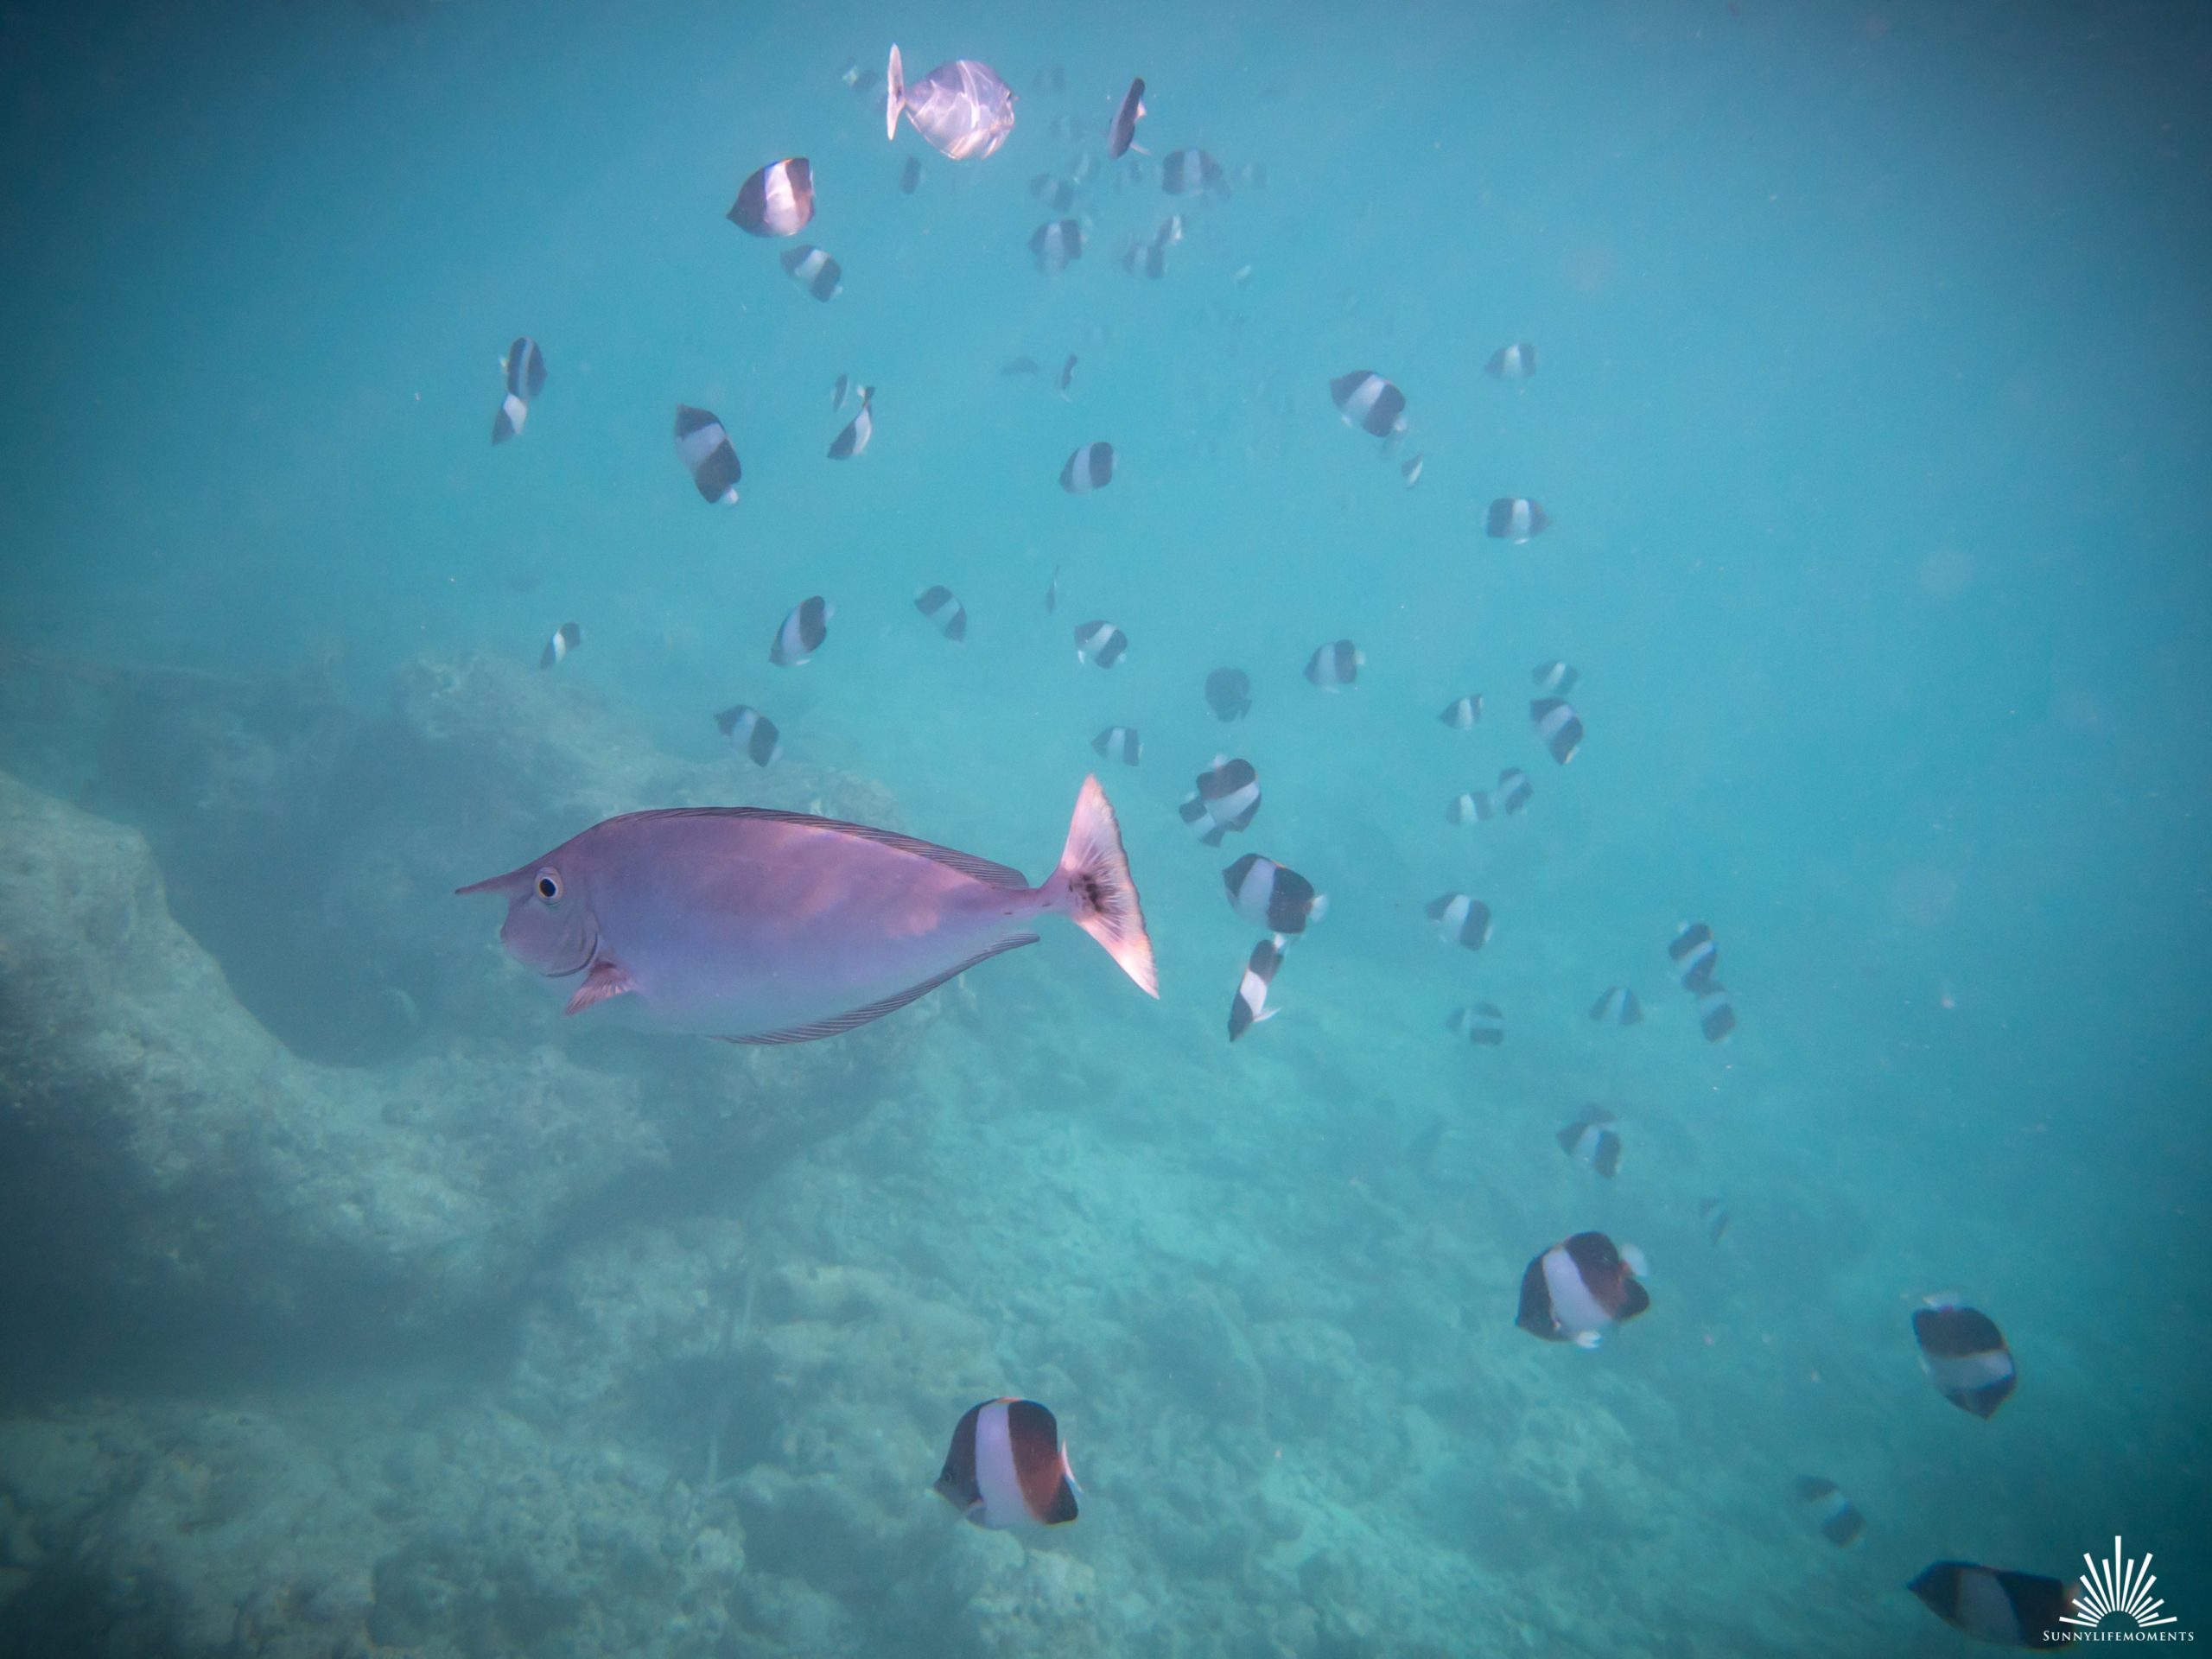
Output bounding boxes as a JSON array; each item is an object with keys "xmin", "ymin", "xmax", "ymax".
[{"xmin": 533, "ymin": 923, "xmax": 600, "ymax": 981}]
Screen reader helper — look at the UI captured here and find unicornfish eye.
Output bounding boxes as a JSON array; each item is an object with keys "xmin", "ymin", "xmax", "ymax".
[{"xmin": 535, "ymin": 869, "xmax": 561, "ymax": 903}]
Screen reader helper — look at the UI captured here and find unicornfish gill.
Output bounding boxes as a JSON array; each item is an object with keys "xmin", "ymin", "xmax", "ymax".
[{"xmin": 458, "ymin": 777, "xmax": 1155, "ymax": 1042}]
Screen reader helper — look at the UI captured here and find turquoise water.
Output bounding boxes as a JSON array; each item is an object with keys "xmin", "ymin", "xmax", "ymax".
[{"xmin": 1, "ymin": 2, "xmax": 2207, "ymax": 1654}]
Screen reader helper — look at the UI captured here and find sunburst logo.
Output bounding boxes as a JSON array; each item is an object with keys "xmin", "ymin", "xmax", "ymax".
[{"xmin": 2063, "ymin": 1537, "xmax": 2179, "ymax": 1630}]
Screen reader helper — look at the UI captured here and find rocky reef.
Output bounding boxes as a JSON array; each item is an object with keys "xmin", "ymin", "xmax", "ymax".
[
  {"xmin": 0, "ymin": 648, "xmax": 1908, "ymax": 1657},
  {"xmin": 0, "ymin": 645, "xmax": 925, "ymax": 1355}
]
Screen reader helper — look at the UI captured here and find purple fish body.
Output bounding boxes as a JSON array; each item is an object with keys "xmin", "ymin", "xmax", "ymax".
[
  {"xmin": 886, "ymin": 45, "xmax": 1016, "ymax": 161},
  {"xmin": 459, "ymin": 780, "xmax": 1154, "ymax": 1042}
]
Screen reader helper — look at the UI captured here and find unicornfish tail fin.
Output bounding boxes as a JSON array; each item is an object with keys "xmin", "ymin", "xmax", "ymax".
[{"xmin": 1044, "ymin": 775, "xmax": 1157, "ymax": 996}]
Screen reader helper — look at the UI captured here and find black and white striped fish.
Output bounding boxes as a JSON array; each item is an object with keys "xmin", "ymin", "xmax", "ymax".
[
  {"xmin": 1912, "ymin": 1296, "xmax": 2017, "ymax": 1419},
  {"xmin": 1590, "ymin": 986, "xmax": 1643, "ymax": 1027},
  {"xmin": 1160, "ymin": 147, "xmax": 1223, "ymax": 196},
  {"xmin": 1073, "ymin": 620, "xmax": 1128, "ymax": 667},
  {"xmin": 538, "ymin": 621, "xmax": 581, "ymax": 669},
  {"xmin": 713, "ymin": 703, "xmax": 782, "ymax": 767},
  {"xmin": 1495, "ymin": 767, "xmax": 1533, "ymax": 815},
  {"xmin": 1487, "ymin": 497, "xmax": 1551, "ymax": 543},
  {"xmin": 1439, "ymin": 694, "xmax": 1483, "ymax": 729},
  {"xmin": 1329, "ymin": 370, "xmax": 1407, "ymax": 439},
  {"xmin": 1697, "ymin": 985, "xmax": 1737, "ymax": 1042},
  {"xmin": 673, "ymin": 404, "xmax": 741, "ymax": 505},
  {"xmin": 1205, "ymin": 667, "xmax": 1252, "ymax": 721},
  {"xmin": 1228, "ymin": 936, "xmax": 1287, "ymax": 1041},
  {"xmin": 492, "ymin": 335, "xmax": 546, "ymax": 444},
  {"xmin": 727, "ymin": 157, "xmax": 814, "ymax": 237},
  {"xmin": 1531, "ymin": 697, "xmax": 1583, "ymax": 765},
  {"xmin": 1532, "ymin": 660, "xmax": 1579, "ymax": 695},
  {"xmin": 1222, "ymin": 854, "xmax": 1326, "ymax": 933},
  {"xmin": 1446, "ymin": 1001, "xmax": 1504, "ymax": 1046},
  {"xmin": 1030, "ymin": 218, "xmax": 1084, "ymax": 274},
  {"xmin": 1179, "ymin": 755, "xmax": 1260, "ymax": 846},
  {"xmin": 1795, "ymin": 1478, "xmax": 1865, "ymax": 1548},
  {"xmin": 780, "ymin": 244, "xmax": 842, "ymax": 302},
  {"xmin": 1446, "ymin": 791, "xmax": 1492, "ymax": 826},
  {"xmin": 1090, "ymin": 725, "xmax": 1141, "ymax": 765},
  {"xmin": 1108, "ymin": 77, "xmax": 1147, "ymax": 159},
  {"xmin": 933, "ymin": 1398, "xmax": 1079, "ymax": 1529},
  {"xmin": 829, "ymin": 386, "xmax": 874, "ymax": 460},
  {"xmin": 1061, "ymin": 442, "xmax": 1116, "ymax": 493},
  {"xmin": 1485, "ymin": 342, "xmax": 1536, "ymax": 380},
  {"xmin": 769, "ymin": 596, "xmax": 833, "ymax": 666},
  {"xmin": 1304, "ymin": 639, "xmax": 1363, "ymax": 690},
  {"xmin": 1556, "ymin": 1109, "xmax": 1623, "ymax": 1178},
  {"xmin": 1427, "ymin": 892, "xmax": 1491, "ymax": 950},
  {"xmin": 913, "ymin": 584, "xmax": 966, "ymax": 641},
  {"xmin": 1907, "ymin": 1562, "xmax": 2070, "ymax": 1648},
  {"xmin": 1669, "ymin": 922, "xmax": 1719, "ymax": 991}
]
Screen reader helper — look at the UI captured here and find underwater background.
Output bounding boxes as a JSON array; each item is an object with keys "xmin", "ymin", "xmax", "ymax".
[{"xmin": 1, "ymin": 0, "xmax": 2208, "ymax": 1654}]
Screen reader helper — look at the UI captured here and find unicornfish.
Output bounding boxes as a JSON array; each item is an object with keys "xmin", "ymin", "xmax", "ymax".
[{"xmin": 459, "ymin": 778, "xmax": 1156, "ymax": 1042}]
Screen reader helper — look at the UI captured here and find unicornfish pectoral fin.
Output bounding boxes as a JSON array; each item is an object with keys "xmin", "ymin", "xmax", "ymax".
[{"xmin": 565, "ymin": 959, "xmax": 635, "ymax": 1015}]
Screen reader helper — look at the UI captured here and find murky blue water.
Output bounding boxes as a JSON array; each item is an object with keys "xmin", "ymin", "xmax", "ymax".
[{"xmin": 1, "ymin": 2, "xmax": 2206, "ymax": 1654}]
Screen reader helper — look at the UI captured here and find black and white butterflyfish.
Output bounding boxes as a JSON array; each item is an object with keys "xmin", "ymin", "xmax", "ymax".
[
  {"xmin": 1439, "ymin": 694, "xmax": 1483, "ymax": 729},
  {"xmin": 538, "ymin": 621, "xmax": 581, "ymax": 669},
  {"xmin": 1329, "ymin": 370, "xmax": 1408, "ymax": 439},
  {"xmin": 1907, "ymin": 1562, "xmax": 2073, "ymax": 1649},
  {"xmin": 1698, "ymin": 1198, "xmax": 1731, "ymax": 1243},
  {"xmin": 1223, "ymin": 854, "xmax": 1327, "ymax": 934},
  {"xmin": 1912, "ymin": 1296, "xmax": 2018, "ymax": 1419},
  {"xmin": 899, "ymin": 156, "xmax": 925, "ymax": 194},
  {"xmin": 1697, "ymin": 986, "xmax": 1736, "ymax": 1042},
  {"xmin": 1533, "ymin": 659, "xmax": 1579, "ymax": 695},
  {"xmin": 1485, "ymin": 341, "xmax": 1537, "ymax": 380},
  {"xmin": 714, "ymin": 703, "xmax": 781, "ymax": 767},
  {"xmin": 1108, "ymin": 77, "xmax": 1147, "ymax": 158},
  {"xmin": 1487, "ymin": 497, "xmax": 1552, "ymax": 543},
  {"xmin": 1179, "ymin": 755, "xmax": 1260, "ymax": 846},
  {"xmin": 933, "ymin": 1398, "xmax": 1079, "ymax": 1530},
  {"xmin": 1531, "ymin": 697, "xmax": 1584, "ymax": 765},
  {"xmin": 727, "ymin": 156, "xmax": 815, "ymax": 237},
  {"xmin": 1494, "ymin": 767, "xmax": 1534, "ymax": 816},
  {"xmin": 829, "ymin": 386, "xmax": 874, "ymax": 460},
  {"xmin": 1090, "ymin": 725, "xmax": 1141, "ymax": 765},
  {"xmin": 1555, "ymin": 1109, "xmax": 1623, "ymax": 1178},
  {"xmin": 913, "ymin": 584, "xmax": 966, "ymax": 641},
  {"xmin": 769, "ymin": 596, "xmax": 833, "ymax": 666},
  {"xmin": 1401, "ymin": 454, "xmax": 1424, "ymax": 487},
  {"xmin": 780, "ymin": 244, "xmax": 843, "ymax": 302},
  {"xmin": 1795, "ymin": 1478, "xmax": 1865, "ymax": 1548},
  {"xmin": 1205, "ymin": 667, "xmax": 1252, "ymax": 721},
  {"xmin": 1427, "ymin": 892, "xmax": 1491, "ymax": 950},
  {"xmin": 1590, "ymin": 986, "xmax": 1643, "ymax": 1027},
  {"xmin": 1057, "ymin": 354, "xmax": 1077, "ymax": 397},
  {"xmin": 1154, "ymin": 213, "xmax": 1185, "ymax": 248},
  {"xmin": 1073, "ymin": 620, "xmax": 1128, "ymax": 667},
  {"xmin": 1061, "ymin": 442, "xmax": 1116, "ymax": 493},
  {"xmin": 1304, "ymin": 639, "xmax": 1363, "ymax": 690},
  {"xmin": 1028, "ymin": 173, "xmax": 1079, "ymax": 213},
  {"xmin": 1229, "ymin": 935, "xmax": 1289, "ymax": 1041},
  {"xmin": 673, "ymin": 404, "xmax": 741, "ymax": 505},
  {"xmin": 1160, "ymin": 147, "xmax": 1224, "ymax": 196},
  {"xmin": 1446, "ymin": 1001, "xmax": 1504, "ymax": 1046},
  {"xmin": 492, "ymin": 335, "xmax": 546, "ymax": 444},
  {"xmin": 1669, "ymin": 922, "xmax": 1719, "ymax": 991},
  {"xmin": 1119, "ymin": 233, "xmax": 1167, "ymax": 279},
  {"xmin": 1446, "ymin": 791, "xmax": 1493, "ymax": 826},
  {"xmin": 1516, "ymin": 1232, "xmax": 1649, "ymax": 1348},
  {"xmin": 1030, "ymin": 217, "xmax": 1084, "ymax": 274}
]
